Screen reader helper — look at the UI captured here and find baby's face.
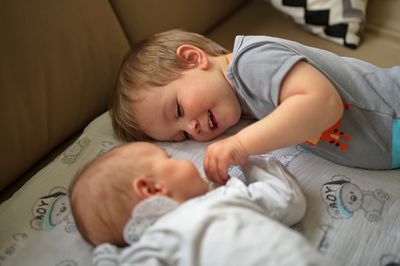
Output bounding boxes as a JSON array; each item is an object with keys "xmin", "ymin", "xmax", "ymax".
[
  {"xmin": 132, "ymin": 62, "xmax": 241, "ymax": 142},
  {"xmin": 130, "ymin": 142, "xmax": 210, "ymax": 202}
]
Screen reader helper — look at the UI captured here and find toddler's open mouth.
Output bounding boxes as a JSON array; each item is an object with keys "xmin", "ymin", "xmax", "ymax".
[{"xmin": 208, "ymin": 110, "xmax": 218, "ymax": 130}]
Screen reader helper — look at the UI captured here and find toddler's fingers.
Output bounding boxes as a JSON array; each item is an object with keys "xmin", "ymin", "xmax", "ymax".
[
  {"xmin": 204, "ymin": 146, "xmax": 229, "ymax": 185},
  {"xmin": 203, "ymin": 154, "xmax": 212, "ymax": 177},
  {"xmin": 217, "ymin": 163, "xmax": 229, "ymax": 183},
  {"xmin": 207, "ymin": 163, "xmax": 225, "ymax": 185},
  {"xmin": 204, "ymin": 155, "xmax": 218, "ymax": 184},
  {"xmin": 209, "ymin": 167, "xmax": 225, "ymax": 185}
]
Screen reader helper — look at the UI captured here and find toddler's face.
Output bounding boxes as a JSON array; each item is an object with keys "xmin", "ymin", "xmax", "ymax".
[{"xmin": 133, "ymin": 65, "xmax": 241, "ymax": 142}]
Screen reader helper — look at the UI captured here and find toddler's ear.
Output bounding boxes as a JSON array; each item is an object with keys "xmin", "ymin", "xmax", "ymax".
[
  {"xmin": 133, "ymin": 177, "xmax": 167, "ymax": 199},
  {"xmin": 176, "ymin": 44, "xmax": 209, "ymax": 69}
]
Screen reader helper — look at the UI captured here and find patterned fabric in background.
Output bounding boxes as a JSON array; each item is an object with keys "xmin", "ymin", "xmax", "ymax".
[{"xmin": 269, "ymin": 0, "xmax": 368, "ymax": 48}]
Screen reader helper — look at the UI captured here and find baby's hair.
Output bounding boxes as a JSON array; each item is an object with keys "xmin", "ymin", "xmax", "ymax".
[
  {"xmin": 69, "ymin": 147, "xmax": 137, "ymax": 247},
  {"xmin": 110, "ymin": 29, "xmax": 230, "ymax": 142}
]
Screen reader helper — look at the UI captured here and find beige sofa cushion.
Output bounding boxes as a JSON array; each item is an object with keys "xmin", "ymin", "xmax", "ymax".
[
  {"xmin": 111, "ymin": 0, "xmax": 248, "ymax": 43},
  {"xmin": 0, "ymin": 0, "xmax": 129, "ymax": 191},
  {"xmin": 209, "ymin": 0, "xmax": 400, "ymax": 68}
]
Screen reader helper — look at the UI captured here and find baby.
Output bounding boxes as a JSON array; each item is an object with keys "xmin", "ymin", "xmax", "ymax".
[
  {"xmin": 110, "ymin": 29, "xmax": 400, "ymax": 184},
  {"xmin": 69, "ymin": 142, "xmax": 332, "ymax": 265}
]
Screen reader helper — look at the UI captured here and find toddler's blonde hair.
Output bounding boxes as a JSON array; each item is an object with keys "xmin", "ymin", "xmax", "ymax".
[{"xmin": 110, "ymin": 29, "xmax": 229, "ymax": 141}]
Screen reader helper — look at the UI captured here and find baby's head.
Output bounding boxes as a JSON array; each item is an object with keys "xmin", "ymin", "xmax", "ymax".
[
  {"xmin": 69, "ymin": 142, "xmax": 209, "ymax": 246},
  {"xmin": 111, "ymin": 29, "xmax": 241, "ymax": 143}
]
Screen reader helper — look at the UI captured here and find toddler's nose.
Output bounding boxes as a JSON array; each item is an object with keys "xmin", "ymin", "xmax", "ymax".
[{"xmin": 186, "ymin": 120, "xmax": 200, "ymax": 136}]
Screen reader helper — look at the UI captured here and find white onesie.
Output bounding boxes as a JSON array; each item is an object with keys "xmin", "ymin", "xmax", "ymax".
[{"xmin": 93, "ymin": 157, "xmax": 337, "ymax": 266}]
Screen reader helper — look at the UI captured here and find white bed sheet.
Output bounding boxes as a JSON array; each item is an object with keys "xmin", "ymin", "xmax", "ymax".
[{"xmin": 1, "ymin": 112, "xmax": 399, "ymax": 266}]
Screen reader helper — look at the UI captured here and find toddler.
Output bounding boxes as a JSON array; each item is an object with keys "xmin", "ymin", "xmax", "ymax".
[
  {"xmin": 69, "ymin": 142, "xmax": 331, "ymax": 265},
  {"xmin": 110, "ymin": 29, "xmax": 400, "ymax": 184}
]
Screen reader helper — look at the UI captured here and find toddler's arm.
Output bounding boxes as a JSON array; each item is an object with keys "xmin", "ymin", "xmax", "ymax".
[{"xmin": 204, "ymin": 61, "xmax": 343, "ymax": 183}]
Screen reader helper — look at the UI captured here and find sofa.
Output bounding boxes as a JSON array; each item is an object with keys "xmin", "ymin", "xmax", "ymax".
[
  {"xmin": 1, "ymin": 0, "xmax": 399, "ymax": 199},
  {"xmin": 1, "ymin": 1, "xmax": 400, "ymax": 265}
]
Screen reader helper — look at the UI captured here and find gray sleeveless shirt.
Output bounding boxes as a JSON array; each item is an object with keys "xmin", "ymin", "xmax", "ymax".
[{"xmin": 227, "ymin": 36, "xmax": 400, "ymax": 169}]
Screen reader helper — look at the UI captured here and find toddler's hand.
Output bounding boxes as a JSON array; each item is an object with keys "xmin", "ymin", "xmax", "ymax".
[{"xmin": 203, "ymin": 135, "xmax": 249, "ymax": 185}]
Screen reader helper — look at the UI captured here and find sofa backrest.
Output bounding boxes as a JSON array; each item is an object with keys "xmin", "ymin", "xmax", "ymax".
[
  {"xmin": 0, "ymin": 0, "xmax": 248, "ymax": 193},
  {"xmin": 111, "ymin": 0, "xmax": 248, "ymax": 44},
  {"xmin": 366, "ymin": 0, "xmax": 400, "ymax": 39},
  {"xmin": 0, "ymin": 0, "xmax": 130, "ymax": 191}
]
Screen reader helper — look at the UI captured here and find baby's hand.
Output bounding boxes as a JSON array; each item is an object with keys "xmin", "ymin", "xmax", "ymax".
[{"xmin": 203, "ymin": 135, "xmax": 249, "ymax": 185}]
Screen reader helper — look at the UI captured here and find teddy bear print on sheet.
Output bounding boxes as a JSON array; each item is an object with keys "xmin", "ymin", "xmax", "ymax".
[
  {"xmin": 30, "ymin": 187, "xmax": 76, "ymax": 233},
  {"xmin": 55, "ymin": 259, "xmax": 78, "ymax": 266},
  {"xmin": 60, "ymin": 137, "xmax": 90, "ymax": 165},
  {"xmin": 321, "ymin": 175, "xmax": 390, "ymax": 222},
  {"xmin": 380, "ymin": 254, "xmax": 400, "ymax": 266},
  {"xmin": 0, "ymin": 131, "xmax": 104, "ymax": 265},
  {"xmin": 303, "ymin": 171, "xmax": 400, "ymax": 266}
]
